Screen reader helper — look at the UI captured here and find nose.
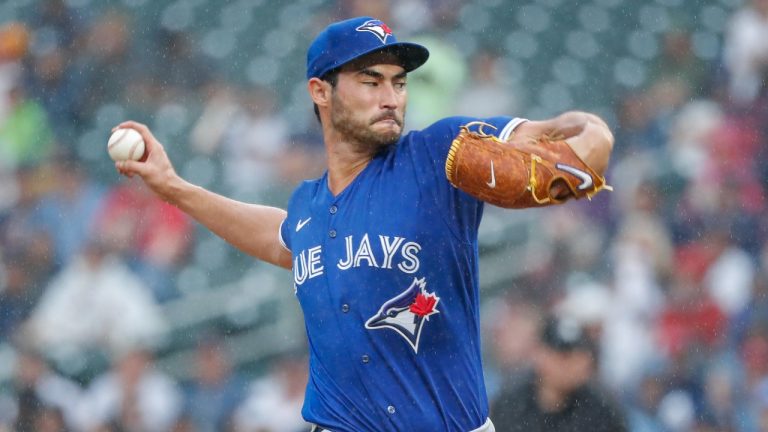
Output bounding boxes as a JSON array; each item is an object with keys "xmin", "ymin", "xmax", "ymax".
[{"xmin": 379, "ymin": 82, "xmax": 399, "ymax": 110}]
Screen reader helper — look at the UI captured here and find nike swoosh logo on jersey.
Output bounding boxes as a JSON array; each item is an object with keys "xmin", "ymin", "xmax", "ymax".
[
  {"xmin": 296, "ymin": 218, "xmax": 312, "ymax": 232},
  {"xmin": 555, "ymin": 163, "xmax": 593, "ymax": 190},
  {"xmin": 486, "ymin": 160, "xmax": 496, "ymax": 189}
]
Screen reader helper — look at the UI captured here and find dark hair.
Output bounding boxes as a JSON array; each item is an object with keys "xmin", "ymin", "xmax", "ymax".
[{"xmin": 313, "ymin": 69, "xmax": 340, "ymax": 124}]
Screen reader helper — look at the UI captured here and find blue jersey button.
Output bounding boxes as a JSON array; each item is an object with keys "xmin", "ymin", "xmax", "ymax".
[
  {"xmin": 329, "ymin": 229, "xmax": 337, "ymax": 238},
  {"xmin": 387, "ymin": 405, "xmax": 396, "ymax": 414},
  {"xmin": 341, "ymin": 304, "xmax": 350, "ymax": 313},
  {"xmin": 330, "ymin": 205, "xmax": 338, "ymax": 214},
  {"xmin": 361, "ymin": 355, "xmax": 370, "ymax": 363}
]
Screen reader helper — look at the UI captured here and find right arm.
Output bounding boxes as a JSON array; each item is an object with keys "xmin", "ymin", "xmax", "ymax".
[{"xmin": 113, "ymin": 121, "xmax": 292, "ymax": 270}]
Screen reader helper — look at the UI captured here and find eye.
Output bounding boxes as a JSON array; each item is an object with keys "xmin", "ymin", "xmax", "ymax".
[
  {"xmin": 387, "ymin": 309, "xmax": 398, "ymax": 317},
  {"xmin": 363, "ymin": 81, "xmax": 378, "ymax": 87},
  {"xmin": 395, "ymin": 82, "xmax": 407, "ymax": 89}
]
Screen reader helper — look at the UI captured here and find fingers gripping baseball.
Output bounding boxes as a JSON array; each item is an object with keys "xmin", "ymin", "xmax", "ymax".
[{"xmin": 112, "ymin": 121, "xmax": 181, "ymax": 202}]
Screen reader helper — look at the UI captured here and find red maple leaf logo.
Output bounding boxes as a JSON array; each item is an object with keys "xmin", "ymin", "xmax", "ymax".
[
  {"xmin": 380, "ymin": 22, "xmax": 393, "ymax": 36},
  {"xmin": 410, "ymin": 292, "xmax": 438, "ymax": 317}
]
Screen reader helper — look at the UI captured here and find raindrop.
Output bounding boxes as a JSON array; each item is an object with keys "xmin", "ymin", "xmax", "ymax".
[
  {"xmin": 700, "ymin": 5, "xmax": 729, "ymax": 33},
  {"xmin": 264, "ymin": 30, "xmax": 297, "ymax": 58},
  {"xmin": 654, "ymin": 0, "xmax": 682, "ymax": 6},
  {"xmin": 220, "ymin": 3, "xmax": 252, "ymax": 33},
  {"xmin": 122, "ymin": 0, "xmax": 149, "ymax": 7},
  {"xmin": 182, "ymin": 156, "xmax": 217, "ymax": 188},
  {"xmin": 194, "ymin": 237, "xmax": 228, "ymax": 271},
  {"xmin": 177, "ymin": 265, "xmax": 210, "ymax": 295},
  {"xmin": 691, "ymin": 31, "xmax": 720, "ymax": 61},
  {"xmin": 247, "ymin": 56, "xmax": 280, "ymax": 86},
  {"xmin": 718, "ymin": 0, "xmax": 740, "ymax": 7},
  {"xmin": 161, "ymin": 2, "xmax": 194, "ymax": 32},
  {"xmin": 536, "ymin": 0, "xmax": 566, "ymax": 8},
  {"xmin": 459, "ymin": 4, "xmax": 491, "ymax": 34},
  {"xmin": 77, "ymin": 128, "xmax": 105, "ymax": 162},
  {"xmin": 592, "ymin": 0, "xmax": 622, "ymax": 8},
  {"xmin": 95, "ymin": 103, "xmax": 126, "ymax": 129},
  {"xmin": 63, "ymin": 0, "xmax": 91, "ymax": 8},
  {"xmin": 201, "ymin": 28, "xmax": 236, "ymax": 59},
  {"xmin": 516, "ymin": 4, "xmax": 551, "ymax": 33},
  {"xmin": 565, "ymin": 31, "xmax": 600, "ymax": 59},
  {"xmin": 578, "ymin": 4, "xmax": 610, "ymax": 33},
  {"xmin": 539, "ymin": 82, "xmax": 573, "ymax": 112},
  {"xmin": 614, "ymin": 57, "xmax": 647, "ymax": 88},
  {"xmin": 639, "ymin": 5, "xmax": 671, "ymax": 33},
  {"xmin": 279, "ymin": 3, "xmax": 312, "ymax": 28},
  {"xmin": 552, "ymin": 56, "xmax": 586, "ymax": 86},
  {"xmin": 155, "ymin": 103, "xmax": 188, "ymax": 136},
  {"xmin": 627, "ymin": 31, "xmax": 659, "ymax": 60},
  {"xmin": 505, "ymin": 31, "xmax": 539, "ymax": 59}
]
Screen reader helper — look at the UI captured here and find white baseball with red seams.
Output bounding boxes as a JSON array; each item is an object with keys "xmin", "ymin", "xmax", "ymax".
[{"xmin": 107, "ymin": 128, "xmax": 145, "ymax": 162}]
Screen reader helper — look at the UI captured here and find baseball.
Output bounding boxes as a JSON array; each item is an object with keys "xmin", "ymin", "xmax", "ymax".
[{"xmin": 107, "ymin": 128, "xmax": 145, "ymax": 162}]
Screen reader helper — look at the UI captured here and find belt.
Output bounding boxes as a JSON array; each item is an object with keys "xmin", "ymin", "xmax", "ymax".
[{"xmin": 311, "ymin": 417, "xmax": 495, "ymax": 432}]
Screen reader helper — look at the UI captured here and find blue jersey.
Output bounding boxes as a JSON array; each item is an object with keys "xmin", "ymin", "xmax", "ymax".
[{"xmin": 280, "ymin": 116, "xmax": 525, "ymax": 432}]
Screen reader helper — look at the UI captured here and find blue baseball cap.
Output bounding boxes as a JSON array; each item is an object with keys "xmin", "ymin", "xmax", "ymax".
[{"xmin": 306, "ymin": 16, "xmax": 429, "ymax": 80}]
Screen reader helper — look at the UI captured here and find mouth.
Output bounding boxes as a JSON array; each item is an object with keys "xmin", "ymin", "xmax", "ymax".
[{"xmin": 372, "ymin": 113, "xmax": 402, "ymax": 127}]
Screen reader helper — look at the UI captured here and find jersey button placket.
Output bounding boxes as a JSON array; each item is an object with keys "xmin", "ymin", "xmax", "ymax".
[{"xmin": 328, "ymin": 205, "xmax": 338, "ymax": 238}]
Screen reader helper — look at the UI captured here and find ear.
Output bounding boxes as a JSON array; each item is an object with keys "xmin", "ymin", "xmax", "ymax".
[{"xmin": 308, "ymin": 77, "xmax": 331, "ymax": 107}]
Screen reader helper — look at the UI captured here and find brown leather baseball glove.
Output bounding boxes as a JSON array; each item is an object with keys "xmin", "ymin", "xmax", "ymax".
[{"xmin": 445, "ymin": 121, "xmax": 611, "ymax": 208}]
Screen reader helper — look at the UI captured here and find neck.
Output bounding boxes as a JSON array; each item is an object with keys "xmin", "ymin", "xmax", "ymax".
[{"xmin": 323, "ymin": 127, "xmax": 378, "ymax": 196}]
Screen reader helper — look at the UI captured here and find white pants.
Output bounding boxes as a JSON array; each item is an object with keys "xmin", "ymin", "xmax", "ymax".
[{"xmin": 311, "ymin": 417, "xmax": 495, "ymax": 432}]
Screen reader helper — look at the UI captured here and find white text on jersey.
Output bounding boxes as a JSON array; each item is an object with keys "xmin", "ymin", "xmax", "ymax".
[{"xmin": 293, "ymin": 234, "xmax": 422, "ymax": 286}]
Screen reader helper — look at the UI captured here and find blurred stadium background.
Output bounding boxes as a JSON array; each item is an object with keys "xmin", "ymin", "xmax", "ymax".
[{"xmin": 2, "ymin": 0, "xmax": 768, "ymax": 430}]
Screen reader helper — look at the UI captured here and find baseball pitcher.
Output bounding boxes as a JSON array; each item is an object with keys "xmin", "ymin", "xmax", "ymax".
[{"xmin": 115, "ymin": 16, "xmax": 613, "ymax": 432}]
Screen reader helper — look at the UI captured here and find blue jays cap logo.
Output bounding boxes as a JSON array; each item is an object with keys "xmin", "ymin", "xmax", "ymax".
[
  {"xmin": 365, "ymin": 277, "xmax": 440, "ymax": 353},
  {"xmin": 355, "ymin": 19, "xmax": 393, "ymax": 44}
]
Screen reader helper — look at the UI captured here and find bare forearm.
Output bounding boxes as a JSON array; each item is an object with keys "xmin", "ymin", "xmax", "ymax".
[
  {"xmin": 514, "ymin": 111, "xmax": 614, "ymax": 175},
  {"xmin": 113, "ymin": 121, "xmax": 293, "ymax": 270},
  {"xmin": 166, "ymin": 179, "xmax": 291, "ymax": 269},
  {"xmin": 564, "ymin": 115, "xmax": 614, "ymax": 175},
  {"xmin": 547, "ymin": 111, "xmax": 608, "ymax": 139}
]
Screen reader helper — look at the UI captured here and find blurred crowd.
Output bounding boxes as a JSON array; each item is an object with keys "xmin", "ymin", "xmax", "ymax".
[{"xmin": 1, "ymin": 0, "xmax": 768, "ymax": 431}]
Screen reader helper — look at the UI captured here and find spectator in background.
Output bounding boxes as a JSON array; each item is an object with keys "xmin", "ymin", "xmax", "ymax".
[
  {"xmin": 0, "ymin": 250, "xmax": 40, "ymax": 341},
  {"xmin": 218, "ymin": 86, "xmax": 289, "ymax": 201},
  {"xmin": 233, "ymin": 353, "xmax": 308, "ymax": 432},
  {"xmin": 404, "ymin": 35, "xmax": 467, "ymax": 130},
  {"xmin": 190, "ymin": 82, "xmax": 289, "ymax": 201},
  {"xmin": 491, "ymin": 317, "xmax": 626, "ymax": 432},
  {"xmin": 75, "ymin": 348, "xmax": 182, "ymax": 432},
  {"xmin": 182, "ymin": 335, "xmax": 247, "ymax": 432},
  {"xmin": 483, "ymin": 295, "xmax": 542, "ymax": 400},
  {"xmin": 453, "ymin": 49, "xmax": 517, "ymax": 119},
  {"xmin": 0, "ymin": 82, "xmax": 54, "ymax": 169},
  {"xmin": 33, "ymin": 150, "xmax": 105, "ymax": 268},
  {"xmin": 722, "ymin": 0, "xmax": 768, "ymax": 106},
  {"xmin": 11, "ymin": 348, "xmax": 81, "ymax": 431},
  {"xmin": 96, "ymin": 181, "xmax": 192, "ymax": 301},
  {"xmin": 24, "ymin": 235, "xmax": 168, "ymax": 363},
  {"xmin": 68, "ymin": 10, "xmax": 141, "ymax": 122},
  {"xmin": 648, "ymin": 28, "xmax": 710, "ymax": 100},
  {"xmin": 0, "ymin": 163, "xmax": 56, "ymax": 290}
]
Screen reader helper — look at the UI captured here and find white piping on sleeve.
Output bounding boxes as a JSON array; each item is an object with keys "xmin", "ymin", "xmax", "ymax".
[
  {"xmin": 278, "ymin": 218, "xmax": 290, "ymax": 253},
  {"xmin": 498, "ymin": 117, "xmax": 529, "ymax": 141}
]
